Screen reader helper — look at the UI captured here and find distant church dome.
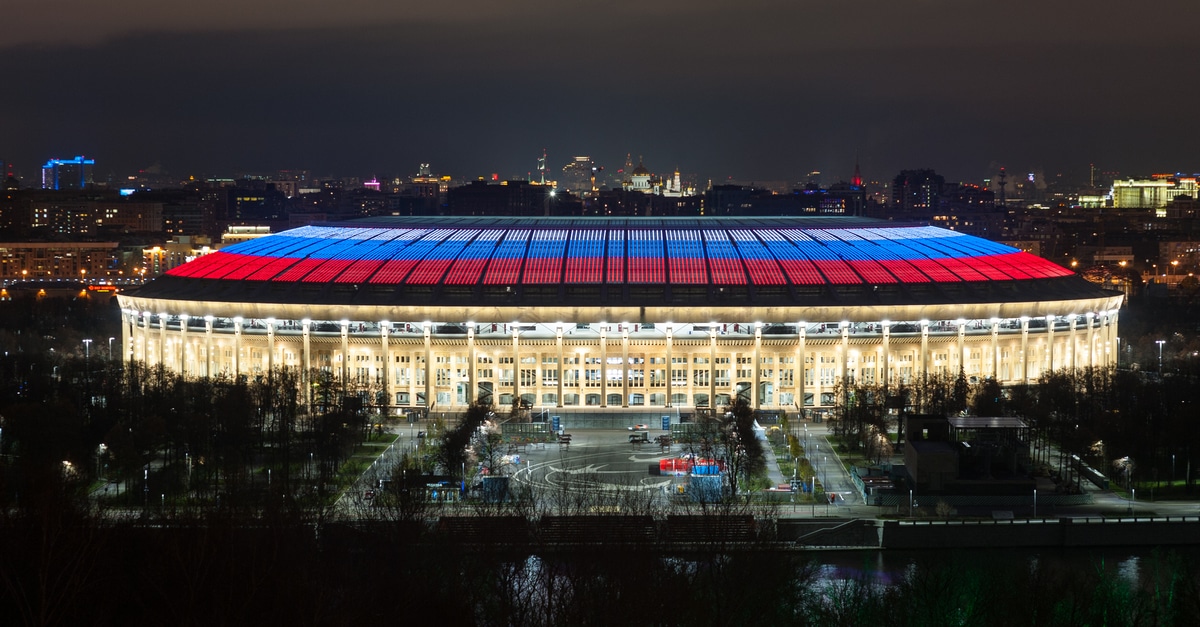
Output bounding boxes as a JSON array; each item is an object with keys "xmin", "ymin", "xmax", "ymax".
[{"xmin": 629, "ymin": 160, "xmax": 652, "ymax": 192}]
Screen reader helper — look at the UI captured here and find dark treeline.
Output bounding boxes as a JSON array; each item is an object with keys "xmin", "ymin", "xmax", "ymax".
[
  {"xmin": 832, "ymin": 365, "xmax": 1200, "ymax": 494},
  {"xmin": 3, "ymin": 503, "xmax": 1200, "ymax": 626},
  {"xmin": 0, "ymin": 352, "xmax": 375, "ymax": 510}
]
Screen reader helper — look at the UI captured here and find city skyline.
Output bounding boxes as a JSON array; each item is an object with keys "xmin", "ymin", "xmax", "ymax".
[{"xmin": 3, "ymin": 1, "xmax": 1200, "ymax": 185}]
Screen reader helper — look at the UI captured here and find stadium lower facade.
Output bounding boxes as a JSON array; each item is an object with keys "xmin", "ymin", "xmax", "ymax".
[{"xmin": 116, "ymin": 217, "xmax": 1123, "ymax": 415}]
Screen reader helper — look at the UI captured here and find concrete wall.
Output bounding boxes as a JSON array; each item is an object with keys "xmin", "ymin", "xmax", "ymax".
[{"xmin": 881, "ymin": 517, "xmax": 1200, "ymax": 549}]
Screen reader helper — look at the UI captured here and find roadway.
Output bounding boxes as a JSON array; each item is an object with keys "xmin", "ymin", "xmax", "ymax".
[
  {"xmin": 335, "ymin": 421, "xmax": 861, "ymax": 514},
  {"xmin": 265, "ymin": 418, "xmax": 1200, "ymax": 520},
  {"xmin": 508, "ymin": 429, "xmax": 681, "ymax": 508}
]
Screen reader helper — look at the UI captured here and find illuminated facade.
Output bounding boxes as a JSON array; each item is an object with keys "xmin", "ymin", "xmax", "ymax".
[
  {"xmin": 41, "ymin": 156, "xmax": 95, "ymax": 191},
  {"xmin": 117, "ymin": 217, "xmax": 1122, "ymax": 413},
  {"xmin": 1112, "ymin": 177, "xmax": 1198, "ymax": 211},
  {"xmin": 0, "ymin": 241, "xmax": 120, "ymax": 281}
]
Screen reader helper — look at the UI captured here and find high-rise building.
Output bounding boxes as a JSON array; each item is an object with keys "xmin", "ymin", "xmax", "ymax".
[
  {"xmin": 561, "ymin": 156, "xmax": 598, "ymax": 194},
  {"xmin": 0, "ymin": 160, "xmax": 16, "ymax": 191},
  {"xmin": 891, "ymin": 169, "xmax": 944, "ymax": 214},
  {"xmin": 41, "ymin": 156, "xmax": 95, "ymax": 190}
]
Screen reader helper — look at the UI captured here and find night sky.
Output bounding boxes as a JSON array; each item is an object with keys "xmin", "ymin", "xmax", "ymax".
[{"xmin": 4, "ymin": 0, "xmax": 1199, "ymax": 186}]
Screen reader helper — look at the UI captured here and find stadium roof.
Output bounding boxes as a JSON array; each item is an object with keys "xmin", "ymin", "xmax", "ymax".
[{"xmin": 132, "ymin": 216, "xmax": 1112, "ymax": 309}]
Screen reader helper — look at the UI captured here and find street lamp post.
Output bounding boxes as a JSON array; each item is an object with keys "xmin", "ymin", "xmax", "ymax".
[
  {"xmin": 1157, "ymin": 340, "xmax": 1166, "ymax": 373},
  {"xmin": 108, "ymin": 337, "xmax": 115, "ymax": 361},
  {"xmin": 82, "ymin": 339, "xmax": 93, "ymax": 396}
]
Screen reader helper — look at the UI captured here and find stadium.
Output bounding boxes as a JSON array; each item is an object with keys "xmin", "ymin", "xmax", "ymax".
[{"xmin": 116, "ymin": 216, "xmax": 1123, "ymax": 416}]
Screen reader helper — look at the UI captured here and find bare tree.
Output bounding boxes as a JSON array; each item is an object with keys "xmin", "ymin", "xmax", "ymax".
[{"xmin": 435, "ymin": 401, "xmax": 492, "ymax": 477}]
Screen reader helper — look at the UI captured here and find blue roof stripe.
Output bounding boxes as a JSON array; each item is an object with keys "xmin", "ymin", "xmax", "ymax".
[{"xmin": 170, "ymin": 220, "xmax": 1073, "ymax": 288}]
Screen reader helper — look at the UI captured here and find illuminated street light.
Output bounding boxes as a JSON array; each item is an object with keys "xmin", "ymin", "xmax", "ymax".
[{"xmin": 1157, "ymin": 339, "xmax": 1166, "ymax": 373}]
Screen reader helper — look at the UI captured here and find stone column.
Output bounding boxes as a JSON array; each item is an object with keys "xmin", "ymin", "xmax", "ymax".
[
  {"xmin": 120, "ymin": 310, "xmax": 131, "ymax": 365},
  {"xmin": 1045, "ymin": 315, "xmax": 1055, "ymax": 373},
  {"xmin": 382, "ymin": 321, "xmax": 392, "ymax": 414},
  {"xmin": 510, "ymin": 324, "xmax": 520, "ymax": 408},
  {"xmin": 302, "ymin": 319, "xmax": 312, "ymax": 407},
  {"xmin": 465, "ymin": 323, "xmax": 474, "ymax": 407},
  {"xmin": 340, "ymin": 320, "xmax": 350, "ymax": 391},
  {"xmin": 178, "ymin": 314, "xmax": 189, "ymax": 375},
  {"xmin": 426, "ymin": 321, "xmax": 435, "ymax": 411},
  {"xmin": 990, "ymin": 319, "xmax": 1000, "ymax": 379},
  {"xmin": 798, "ymin": 322, "xmax": 807, "ymax": 413},
  {"xmin": 709, "ymin": 327, "xmax": 717, "ymax": 410},
  {"xmin": 1075, "ymin": 312, "xmax": 1084, "ymax": 369},
  {"xmin": 1086, "ymin": 312, "xmax": 1096, "ymax": 368},
  {"xmin": 140, "ymin": 311, "xmax": 150, "ymax": 365},
  {"xmin": 1020, "ymin": 317, "xmax": 1030, "ymax": 384},
  {"xmin": 267, "ymin": 318, "xmax": 276, "ymax": 376},
  {"xmin": 881, "ymin": 322, "xmax": 891, "ymax": 390},
  {"xmin": 158, "ymin": 314, "xmax": 167, "ymax": 368},
  {"xmin": 957, "ymin": 320, "xmax": 966, "ymax": 375},
  {"xmin": 665, "ymin": 325, "xmax": 673, "ymax": 408},
  {"xmin": 600, "ymin": 325, "xmax": 608, "ymax": 407},
  {"xmin": 840, "ymin": 322, "xmax": 850, "ymax": 387},
  {"xmin": 555, "ymin": 324, "xmax": 564, "ymax": 408},
  {"xmin": 919, "ymin": 320, "xmax": 929, "ymax": 382},
  {"xmin": 1106, "ymin": 311, "xmax": 1119, "ymax": 367},
  {"xmin": 753, "ymin": 322, "xmax": 763, "ymax": 410},
  {"xmin": 204, "ymin": 316, "xmax": 214, "ymax": 377},
  {"xmin": 621, "ymin": 326, "xmax": 630, "ymax": 407},
  {"xmin": 234, "ymin": 317, "xmax": 243, "ymax": 378}
]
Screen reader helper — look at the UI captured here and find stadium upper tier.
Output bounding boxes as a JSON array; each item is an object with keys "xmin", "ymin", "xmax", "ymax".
[{"xmin": 139, "ymin": 216, "xmax": 1102, "ymax": 308}]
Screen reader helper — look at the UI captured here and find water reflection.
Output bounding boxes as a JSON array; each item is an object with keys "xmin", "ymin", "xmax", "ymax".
[
  {"xmin": 463, "ymin": 547, "xmax": 1196, "ymax": 625},
  {"xmin": 812, "ymin": 547, "xmax": 1183, "ymax": 589}
]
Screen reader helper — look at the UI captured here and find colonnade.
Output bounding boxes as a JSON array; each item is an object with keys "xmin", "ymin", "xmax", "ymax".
[{"xmin": 120, "ymin": 311, "xmax": 1120, "ymax": 413}]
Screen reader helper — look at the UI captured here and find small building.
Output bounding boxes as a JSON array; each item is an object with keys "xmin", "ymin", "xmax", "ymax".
[{"xmin": 904, "ymin": 415, "xmax": 1034, "ymax": 495}]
